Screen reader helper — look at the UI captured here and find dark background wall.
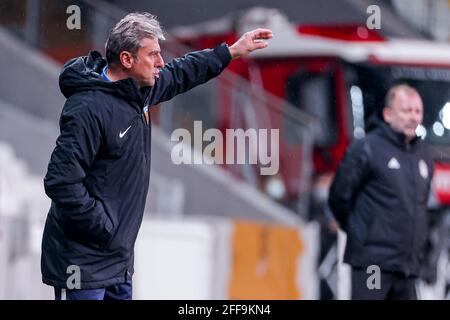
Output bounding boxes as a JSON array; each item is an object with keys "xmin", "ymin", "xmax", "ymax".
[{"xmin": 109, "ymin": 0, "xmax": 424, "ymax": 38}]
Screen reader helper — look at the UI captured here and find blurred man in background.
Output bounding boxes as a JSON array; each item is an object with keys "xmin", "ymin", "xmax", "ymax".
[
  {"xmin": 329, "ymin": 83, "xmax": 434, "ymax": 300},
  {"xmin": 41, "ymin": 12, "xmax": 272, "ymax": 300}
]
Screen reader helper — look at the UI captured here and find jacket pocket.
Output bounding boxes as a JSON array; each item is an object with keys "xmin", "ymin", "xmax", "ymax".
[{"xmin": 62, "ymin": 198, "xmax": 115, "ymax": 248}]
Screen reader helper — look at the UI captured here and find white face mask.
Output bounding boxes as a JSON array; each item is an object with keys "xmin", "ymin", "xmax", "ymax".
[
  {"xmin": 312, "ymin": 183, "xmax": 330, "ymax": 203},
  {"xmin": 265, "ymin": 178, "xmax": 286, "ymax": 200}
]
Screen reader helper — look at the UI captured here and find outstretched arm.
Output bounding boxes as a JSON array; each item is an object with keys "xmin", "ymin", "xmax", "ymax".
[{"xmin": 144, "ymin": 28, "xmax": 273, "ymax": 106}]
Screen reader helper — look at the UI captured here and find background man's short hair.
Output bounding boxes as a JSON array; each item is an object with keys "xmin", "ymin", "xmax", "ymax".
[
  {"xmin": 384, "ymin": 83, "xmax": 420, "ymax": 108},
  {"xmin": 105, "ymin": 12, "xmax": 165, "ymax": 66}
]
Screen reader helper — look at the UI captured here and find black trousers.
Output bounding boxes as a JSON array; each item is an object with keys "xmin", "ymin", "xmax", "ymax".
[{"xmin": 351, "ymin": 268, "xmax": 417, "ymax": 300}]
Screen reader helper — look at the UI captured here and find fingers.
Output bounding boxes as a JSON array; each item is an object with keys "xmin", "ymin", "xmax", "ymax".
[
  {"xmin": 247, "ymin": 28, "xmax": 273, "ymax": 40},
  {"xmin": 252, "ymin": 41, "xmax": 269, "ymax": 50}
]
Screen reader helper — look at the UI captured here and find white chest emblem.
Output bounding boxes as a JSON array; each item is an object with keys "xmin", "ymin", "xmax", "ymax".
[
  {"xmin": 387, "ymin": 157, "xmax": 401, "ymax": 169},
  {"xmin": 119, "ymin": 125, "xmax": 132, "ymax": 138},
  {"xmin": 418, "ymin": 159, "xmax": 428, "ymax": 179}
]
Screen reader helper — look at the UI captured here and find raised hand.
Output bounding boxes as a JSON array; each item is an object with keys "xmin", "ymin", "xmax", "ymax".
[{"xmin": 228, "ymin": 28, "xmax": 273, "ymax": 59}]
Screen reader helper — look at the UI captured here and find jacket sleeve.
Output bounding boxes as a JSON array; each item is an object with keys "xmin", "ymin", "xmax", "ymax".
[
  {"xmin": 328, "ymin": 139, "xmax": 372, "ymax": 229},
  {"xmin": 44, "ymin": 99, "xmax": 114, "ymax": 245},
  {"xmin": 144, "ymin": 43, "xmax": 232, "ymax": 106}
]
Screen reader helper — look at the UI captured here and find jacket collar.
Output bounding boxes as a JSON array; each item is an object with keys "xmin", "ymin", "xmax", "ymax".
[{"xmin": 377, "ymin": 121, "xmax": 420, "ymax": 150}]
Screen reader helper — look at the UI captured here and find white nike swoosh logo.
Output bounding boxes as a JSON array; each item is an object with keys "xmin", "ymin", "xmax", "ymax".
[{"xmin": 119, "ymin": 125, "xmax": 132, "ymax": 138}]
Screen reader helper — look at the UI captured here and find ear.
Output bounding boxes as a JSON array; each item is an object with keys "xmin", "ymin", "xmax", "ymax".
[
  {"xmin": 119, "ymin": 51, "xmax": 134, "ymax": 70},
  {"xmin": 382, "ymin": 106, "xmax": 391, "ymax": 123}
]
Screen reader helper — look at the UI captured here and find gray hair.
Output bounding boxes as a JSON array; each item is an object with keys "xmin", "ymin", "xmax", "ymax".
[{"xmin": 105, "ymin": 12, "xmax": 165, "ymax": 66}]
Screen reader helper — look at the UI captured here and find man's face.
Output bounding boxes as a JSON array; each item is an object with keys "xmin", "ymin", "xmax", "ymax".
[
  {"xmin": 383, "ymin": 90, "xmax": 424, "ymax": 141},
  {"xmin": 129, "ymin": 37, "xmax": 164, "ymax": 87}
]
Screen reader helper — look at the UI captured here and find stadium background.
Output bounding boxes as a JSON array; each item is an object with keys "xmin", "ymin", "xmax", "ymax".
[{"xmin": 0, "ymin": 0, "xmax": 449, "ymax": 299}]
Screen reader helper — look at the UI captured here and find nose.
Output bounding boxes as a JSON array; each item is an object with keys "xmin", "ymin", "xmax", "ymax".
[
  {"xmin": 156, "ymin": 53, "xmax": 164, "ymax": 68},
  {"xmin": 413, "ymin": 112, "xmax": 423, "ymax": 124}
]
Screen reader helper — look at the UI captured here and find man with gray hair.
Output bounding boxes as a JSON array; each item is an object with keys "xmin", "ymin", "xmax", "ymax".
[{"xmin": 41, "ymin": 12, "xmax": 272, "ymax": 300}]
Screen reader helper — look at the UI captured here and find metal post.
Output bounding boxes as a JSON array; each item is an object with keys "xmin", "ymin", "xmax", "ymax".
[{"xmin": 25, "ymin": 0, "xmax": 40, "ymax": 47}]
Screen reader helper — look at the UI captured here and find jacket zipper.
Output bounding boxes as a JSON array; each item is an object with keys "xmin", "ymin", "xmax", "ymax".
[
  {"xmin": 407, "ymin": 153, "xmax": 416, "ymax": 276},
  {"xmin": 141, "ymin": 113, "xmax": 148, "ymax": 164}
]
